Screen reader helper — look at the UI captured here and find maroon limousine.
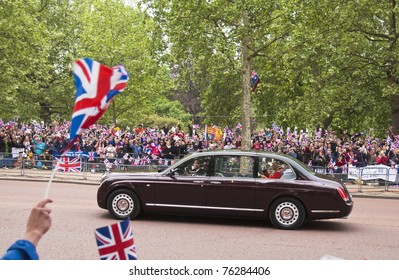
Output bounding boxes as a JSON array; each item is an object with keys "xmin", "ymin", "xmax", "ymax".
[{"xmin": 97, "ymin": 150, "xmax": 353, "ymax": 230}]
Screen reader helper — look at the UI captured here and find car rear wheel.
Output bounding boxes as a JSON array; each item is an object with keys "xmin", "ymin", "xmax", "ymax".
[
  {"xmin": 107, "ymin": 189, "xmax": 141, "ymax": 220},
  {"xmin": 269, "ymin": 197, "xmax": 305, "ymax": 230}
]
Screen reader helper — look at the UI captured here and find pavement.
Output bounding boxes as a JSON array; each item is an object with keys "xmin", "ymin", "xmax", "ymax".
[{"xmin": 1, "ymin": 168, "xmax": 399, "ymax": 200}]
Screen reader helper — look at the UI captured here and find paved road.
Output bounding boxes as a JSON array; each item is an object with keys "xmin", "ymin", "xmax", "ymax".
[{"xmin": 1, "ymin": 180, "xmax": 399, "ymax": 260}]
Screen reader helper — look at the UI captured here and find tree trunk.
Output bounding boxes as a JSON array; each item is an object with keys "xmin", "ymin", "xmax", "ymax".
[{"xmin": 241, "ymin": 11, "xmax": 252, "ymax": 150}]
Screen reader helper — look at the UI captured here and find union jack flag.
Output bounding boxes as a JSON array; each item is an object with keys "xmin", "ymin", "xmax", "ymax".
[
  {"xmin": 272, "ymin": 122, "xmax": 280, "ymax": 132},
  {"xmin": 53, "ymin": 157, "xmax": 81, "ymax": 172},
  {"xmin": 67, "ymin": 58, "xmax": 129, "ymax": 151},
  {"xmin": 140, "ymin": 156, "xmax": 151, "ymax": 165},
  {"xmin": 88, "ymin": 151, "xmax": 96, "ymax": 162},
  {"xmin": 342, "ymin": 164, "xmax": 348, "ymax": 174},
  {"xmin": 94, "ymin": 218, "xmax": 137, "ymax": 260}
]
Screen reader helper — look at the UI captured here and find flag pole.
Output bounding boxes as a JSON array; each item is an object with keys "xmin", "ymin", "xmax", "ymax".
[
  {"xmin": 44, "ymin": 147, "xmax": 70, "ymax": 198},
  {"xmin": 45, "ymin": 58, "xmax": 129, "ymax": 198},
  {"xmin": 44, "ymin": 162, "xmax": 58, "ymax": 199}
]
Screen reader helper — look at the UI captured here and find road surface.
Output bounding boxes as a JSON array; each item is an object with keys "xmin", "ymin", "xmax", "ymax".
[{"xmin": 0, "ymin": 180, "xmax": 398, "ymax": 260}]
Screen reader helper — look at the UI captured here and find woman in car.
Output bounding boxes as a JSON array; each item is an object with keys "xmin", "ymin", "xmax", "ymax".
[
  {"xmin": 261, "ymin": 168, "xmax": 270, "ymax": 178},
  {"xmin": 269, "ymin": 164, "xmax": 284, "ymax": 179}
]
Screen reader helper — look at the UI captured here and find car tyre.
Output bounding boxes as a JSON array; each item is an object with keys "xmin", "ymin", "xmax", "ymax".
[
  {"xmin": 107, "ymin": 189, "xmax": 141, "ymax": 220},
  {"xmin": 269, "ymin": 197, "xmax": 305, "ymax": 230}
]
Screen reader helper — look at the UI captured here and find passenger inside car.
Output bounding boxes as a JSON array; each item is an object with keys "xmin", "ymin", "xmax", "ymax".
[
  {"xmin": 268, "ymin": 163, "xmax": 284, "ymax": 179},
  {"xmin": 261, "ymin": 169, "xmax": 269, "ymax": 178}
]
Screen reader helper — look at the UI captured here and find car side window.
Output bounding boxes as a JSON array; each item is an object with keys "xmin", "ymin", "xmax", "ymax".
[
  {"xmin": 173, "ymin": 156, "xmax": 209, "ymax": 177},
  {"xmin": 258, "ymin": 157, "xmax": 296, "ymax": 180},
  {"xmin": 214, "ymin": 155, "xmax": 254, "ymax": 178}
]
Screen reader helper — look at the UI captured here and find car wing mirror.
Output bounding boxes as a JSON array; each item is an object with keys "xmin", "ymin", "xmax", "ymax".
[{"xmin": 169, "ymin": 169, "xmax": 176, "ymax": 178}]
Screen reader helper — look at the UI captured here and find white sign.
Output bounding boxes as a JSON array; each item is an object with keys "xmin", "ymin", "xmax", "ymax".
[
  {"xmin": 348, "ymin": 165, "xmax": 398, "ymax": 182},
  {"xmin": 11, "ymin": 147, "xmax": 24, "ymax": 158}
]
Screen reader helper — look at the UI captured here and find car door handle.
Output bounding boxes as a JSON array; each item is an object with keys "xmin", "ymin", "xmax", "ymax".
[
  {"xmin": 210, "ymin": 181, "xmax": 221, "ymax": 184},
  {"xmin": 193, "ymin": 181, "xmax": 205, "ymax": 184}
]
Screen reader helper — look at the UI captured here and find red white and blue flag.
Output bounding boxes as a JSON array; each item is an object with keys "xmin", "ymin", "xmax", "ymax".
[
  {"xmin": 53, "ymin": 157, "xmax": 81, "ymax": 172},
  {"xmin": 94, "ymin": 218, "xmax": 137, "ymax": 260},
  {"xmin": 67, "ymin": 58, "xmax": 129, "ymax": 151},
  {"xmin": 272, "ymin": 122, "xmax": 280, "ymax": 132},
  {"xmin": 88, "ymin": 151, "xmax": 96, "ymax": 162}
]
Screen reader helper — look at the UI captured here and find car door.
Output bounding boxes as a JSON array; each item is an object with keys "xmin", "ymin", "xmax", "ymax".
[
  {"xmin": 254, "ymin": 156, "xmax": 298, "ymax": 210},
  {"xmin": 152, "ymin": 156, "xmax": 210, "ymax": 214},
  {"xmin": 204, "ymin": 154, "xmax": 259, "ymax": 217}
]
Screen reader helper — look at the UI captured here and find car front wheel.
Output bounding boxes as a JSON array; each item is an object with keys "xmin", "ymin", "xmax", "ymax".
[
  {"xmin": 107, "ymin": 189, "xmax": 141, "ymax": 220},
  {"xmin": 269, "ymin": 197, "xmax": 305, "ymax": 230}
]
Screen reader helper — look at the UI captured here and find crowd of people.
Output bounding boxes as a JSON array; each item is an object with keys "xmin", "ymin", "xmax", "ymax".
[{"xmin": 1, "ymin": 118, "xmax": 399, "ymax": 172}]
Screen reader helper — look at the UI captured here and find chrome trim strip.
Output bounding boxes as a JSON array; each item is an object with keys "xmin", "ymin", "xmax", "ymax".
[
  {"xmin": 311, "ymin": 210, "xmax": 340, "ymax": 213},
  {"xmin": 146, "ymin": 203, "xmax": 264, "ymax": 212}
]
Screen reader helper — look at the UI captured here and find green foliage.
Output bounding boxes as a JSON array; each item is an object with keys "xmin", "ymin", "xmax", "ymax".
[
  {"xmin": 154, "ymin": 98, "xmax": 191, "ymax": 122},
  {"xmin": 2, "ymin": 0, "xmax": 399, "ymax": 137},
  {"xmin": 0, "ymin": 0, "xmax": 189, "ymax": 126},
  {"xmin": 138, "ymin": 114, "xmax": 185, "ymax": 129}
]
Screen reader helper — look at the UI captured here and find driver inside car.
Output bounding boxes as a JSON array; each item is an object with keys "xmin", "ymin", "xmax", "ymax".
[
  {"xmin": 192, "ymin": 159, "xmax": 200, "ymax": 172},
  {"xmin": 185, "ymin": 159, "xmax": 207, "ymax": 176}
]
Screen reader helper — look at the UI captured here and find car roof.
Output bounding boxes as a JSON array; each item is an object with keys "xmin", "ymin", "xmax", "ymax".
[
  {"xmin": 167, "ymin": 149, "xmax": 308, "ymax": 171},
  {"xmin": 184, "ymin": 149, "xmax": 292, "ymax": 160}
]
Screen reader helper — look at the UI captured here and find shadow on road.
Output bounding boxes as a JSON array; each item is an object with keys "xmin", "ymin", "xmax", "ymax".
[{"xmin": 97, "ymin": 211, "xmax": 356, "ymax": 232}]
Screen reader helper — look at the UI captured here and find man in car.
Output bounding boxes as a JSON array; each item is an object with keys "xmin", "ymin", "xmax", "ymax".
[
  {"xmin": 191, "ymin": 159, "xmax": 200, "ymax": 172},
  {"xmin": 186, "ymin": 159, "xmax": 207, "ymax": 176}
]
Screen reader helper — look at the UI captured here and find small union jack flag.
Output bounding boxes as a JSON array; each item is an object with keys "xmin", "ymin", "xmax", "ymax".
[
  {"xmin": 67, "ymin": 58, "xmax": 129, "ymax": 151},
  {"xmin": 342, "ymin": 164, "xmax": 348, "ymax": 174},
  {"xmin": 88, "ymin": 151, "xmax": 96, "ymax": 162},
  {"xmin": 94, "ymin": 218, "xmax": 137, "ymax": 260},
  {"xmin": 53, "ymin": 157, "xmax": 81, "ymax": 172},
  {"xmin": 272, "ymin": 122, "xmax": 280, "ymax": 132}
]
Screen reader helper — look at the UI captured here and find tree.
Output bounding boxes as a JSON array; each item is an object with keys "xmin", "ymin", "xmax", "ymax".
[
  {"xmin": 0, "ymin": 0, "xmax": 54, "ymax": 120},
  {"xmin": 145, "ymin": 0, "xmax": 294, "ymax": 148},
  {"xmin": 339, "ymin": 0, "xmax": 399, "ymax": 134},
  {"xmin": 252, "ymin": 0, "xmax": 391, "ymax": 135}
]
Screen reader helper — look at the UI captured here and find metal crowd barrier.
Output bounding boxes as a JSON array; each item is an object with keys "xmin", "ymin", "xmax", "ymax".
[
  {"xmin": 1, "ymin": 152, "xmax": 398, "ymax": 191},
  {"xmin": 309, "ymin": 165, "xmax": 399, "ymax": 192},
  {"xmin": 0, "ymin": 152, "xmax": 178, "ymax": 181},
  {"xmin": 356, "ymin": 166, "xmax": 399, "ymax": 192}
]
